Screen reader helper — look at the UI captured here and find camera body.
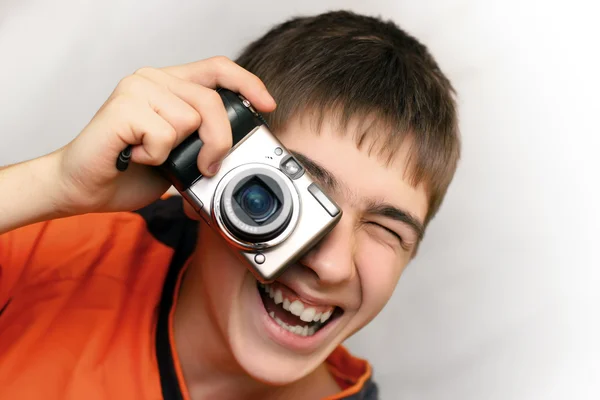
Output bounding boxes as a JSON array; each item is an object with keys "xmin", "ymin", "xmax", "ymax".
[{"xmin": 158, "ymin": 89, "xmax": 342, "ymax": 282}]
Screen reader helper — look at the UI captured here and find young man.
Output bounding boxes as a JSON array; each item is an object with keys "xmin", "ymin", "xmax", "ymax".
[{"xmin": 0, "ymin": 10, "xmax": 459, "ymax": 400}]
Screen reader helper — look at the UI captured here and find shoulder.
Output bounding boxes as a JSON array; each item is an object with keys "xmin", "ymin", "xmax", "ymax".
[
  {"xmin": 1, "ymin": 195, "xmax": 196, "ymax": 287},
  {"xmin": 0, "ymin": 196, "xmax": 197, "ymax": 400}
]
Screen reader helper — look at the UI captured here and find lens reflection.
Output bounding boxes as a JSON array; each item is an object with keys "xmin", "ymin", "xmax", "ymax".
[{"xmin": 235, "ymin": 178, "xmax": 279, "ymax": 224}]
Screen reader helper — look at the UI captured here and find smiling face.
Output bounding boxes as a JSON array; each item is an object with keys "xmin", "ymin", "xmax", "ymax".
[{"xmin": 180, "ymin": 114, "xmax": 429, "ymax": 386}]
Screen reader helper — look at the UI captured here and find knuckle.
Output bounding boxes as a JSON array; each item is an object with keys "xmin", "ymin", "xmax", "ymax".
[
  {"xmin": 107, "ymin": 94, "xmax": 132, "ymax": 112},
  {"xmin": 116, "ymin": 74, "xmax": 145, "ymax": 94},
  {"xmin": 182, "ymin": 110, "xmax": 201, "ymax": 131},
  {"xmin": 252, "ymin": 74, "xmax": 265, "ymax": 87},
  {"xmin": 210, "ymin": 55, "xmax": 231, "ymax": 67},
  {"xmin": 165, "ymin": 126, "xmax": 178, "ymax": 148},
  {"xmin": 250, "ymin": 77, "xmax": 265, "ymax": 91},
  {"xmin": 206, "ymin": 89, "xmax": 223, "ymax": 106},
  {"xmin": 148, "ymin": 129, "xmax": 177, "ymax": 166},
  {"xmin": 133, "ymin": 66, "xmax": 155, "ymax": 77},
  {"xmin": 201, "ymin": 124, "xmax": 231, "ymax": 153}
]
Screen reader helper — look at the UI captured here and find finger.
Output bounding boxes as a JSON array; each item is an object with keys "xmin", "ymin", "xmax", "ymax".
[
  {"xmin": 110, "ymin": 98, "xmax": 179, "ymax": 166},
  {"xmin": 194, "ymin": 88, "xmax": 232, "ymax": 176},
  {"xmin": 160, "ymin": 56, "xmax": 277, "ymax": 112},
  {"xmin": 134, "ymin": 67, "xmax": 232, "ymax": 176},
  {"xmin": 115, "ymin": 74, "xmax": 201, "ymax": 144}
]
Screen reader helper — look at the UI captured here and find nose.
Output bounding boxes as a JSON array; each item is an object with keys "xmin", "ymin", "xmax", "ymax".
[{"xmin": 300, "ymin": 215, "xmax": 356, "ymax": 285}]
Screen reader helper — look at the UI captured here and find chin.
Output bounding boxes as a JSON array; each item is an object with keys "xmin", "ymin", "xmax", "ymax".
[{"xmin": 222, "ymin": 269, "xmax": 347, "ymax": 386}]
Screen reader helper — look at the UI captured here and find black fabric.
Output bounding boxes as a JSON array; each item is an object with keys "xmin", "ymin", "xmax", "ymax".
[
  {"xmin": 345, "ymin": 378, "xmax": 379, "ymax": 400},
  {"xmin": 133, "ymin": 196, "xmax": 194, "ymax": 249},
  {"xmin": 364, "ymin": 379, "xmax": 380, "ymax": 400},
  {"xmin": 134, "ymin": 197, "xmax": 197, "ymax": 400}
]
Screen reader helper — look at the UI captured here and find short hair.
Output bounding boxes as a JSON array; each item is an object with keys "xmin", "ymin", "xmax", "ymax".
[{"xmin": 235, "ymin": 10, "xmax": 460, "ymax": 227}]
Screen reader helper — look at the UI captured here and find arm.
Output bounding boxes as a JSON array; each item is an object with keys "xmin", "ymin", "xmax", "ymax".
[
  {"xmin": 0, "ymin": 151, "xmax": 69, "ymax": 235},
  {"xmin": 0, "ymin": 57, "xmax": 275, "ymax": 236}
]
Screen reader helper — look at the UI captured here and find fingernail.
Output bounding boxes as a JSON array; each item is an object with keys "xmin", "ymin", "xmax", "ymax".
[{"xmin": 208, "ymin": 162, "xmax": 221, "ymax": 175}]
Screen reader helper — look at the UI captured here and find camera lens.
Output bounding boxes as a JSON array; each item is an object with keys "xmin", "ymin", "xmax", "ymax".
[
  {"xmin": 235, "ymin": 178, "xmax": 280, "ymax": 224},
  {"xmin": 218, "ymin": 166, "xmax": 295, "ymax": 244}
]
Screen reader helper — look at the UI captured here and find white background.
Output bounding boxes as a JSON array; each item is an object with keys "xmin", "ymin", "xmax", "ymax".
[{"xmin": 1, "ymin": 0, "xmax": 599, "ymax": 398}]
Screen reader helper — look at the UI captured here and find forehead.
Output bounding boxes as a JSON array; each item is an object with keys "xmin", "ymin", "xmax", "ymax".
[{"xmin": 275, "ymin": 115, "xmax": 429, "ymax": 224}]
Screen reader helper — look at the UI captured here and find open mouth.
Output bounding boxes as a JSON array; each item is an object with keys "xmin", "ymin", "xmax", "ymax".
[{"xmin": 257, "ymin": 282, "xmax": 342, "ymax": 337}]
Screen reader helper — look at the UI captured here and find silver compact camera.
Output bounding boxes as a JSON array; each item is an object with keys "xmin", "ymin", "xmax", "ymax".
[{"xmin": 158, "ymin": 88, "xmax": 342, "ymax": 282}]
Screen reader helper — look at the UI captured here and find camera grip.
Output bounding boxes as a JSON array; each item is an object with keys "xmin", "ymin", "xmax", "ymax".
[
  {"xmin": 157, "ymin": 133, "xmax": 205, "ymax": 192},
  {"xmin": 156, "ymin": 88, "xmax": 266, "ymax": 192}
]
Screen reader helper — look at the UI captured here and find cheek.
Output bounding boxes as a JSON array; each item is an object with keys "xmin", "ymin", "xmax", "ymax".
[
  {"xmin": 354, "ymin": 240, "xmax": 405, "ymax": 320},
  {"xmin": 195, "ymin": 222, "xmax": 247, "ymax": 309}
]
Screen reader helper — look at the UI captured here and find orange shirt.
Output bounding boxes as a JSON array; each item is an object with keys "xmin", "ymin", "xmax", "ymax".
[{"xmin": 0, "ymin": 196, "xmax": 378, "ymax": 399}]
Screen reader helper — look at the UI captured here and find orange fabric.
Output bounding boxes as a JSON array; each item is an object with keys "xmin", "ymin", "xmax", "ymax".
[
  {"xmin": 0, "ymin": 212, "xmax": 173, "ymax": 400},
  {"xmin": 0, "ymin": 207, "xmax": 372, "ymax": 399},
  {"xmin": 168, "ymin": 258, "xmax": 193, "ymax": 400},
  {"xmin": 324, "ymin": 346, "xmax": 373, "ymax": 399}
]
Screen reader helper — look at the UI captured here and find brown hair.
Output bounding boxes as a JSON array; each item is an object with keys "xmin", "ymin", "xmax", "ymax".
[{"xmin": 235, "ymin": 10, "xmax": 460, "ymax": 227}]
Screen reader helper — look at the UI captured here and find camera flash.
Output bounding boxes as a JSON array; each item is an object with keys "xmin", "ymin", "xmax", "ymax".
[{"xmin": 284, "ymin": 159, "xmax": 300, "ymax": 175}]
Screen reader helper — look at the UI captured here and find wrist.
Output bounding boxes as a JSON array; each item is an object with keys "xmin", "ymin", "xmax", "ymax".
[
  {"xmin": 0, "ymin": 149, "xmax": 74, "ymax": 234},
  {"xmin": 43, "ymin": 148, "xmax": 77, "ymax": 220}
]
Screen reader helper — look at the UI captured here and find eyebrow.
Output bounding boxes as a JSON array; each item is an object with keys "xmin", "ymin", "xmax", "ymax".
[
  {"xmin": 292, "ymin": 151, "xmax": 340, "ymax": 191},
  {"xmin": 291, "ymin": 151, "xmax": 425, "ymax": 241}
]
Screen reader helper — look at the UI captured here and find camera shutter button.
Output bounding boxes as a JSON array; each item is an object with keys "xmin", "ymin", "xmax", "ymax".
[{"xmin": 254, "ymin": 253, "xmax": 266, "ymax": 264}]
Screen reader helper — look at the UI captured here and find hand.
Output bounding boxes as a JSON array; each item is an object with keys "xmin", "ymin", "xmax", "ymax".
[{"xmin": 55, "ymin": 56, "xmax": 276, "ymax": 216}]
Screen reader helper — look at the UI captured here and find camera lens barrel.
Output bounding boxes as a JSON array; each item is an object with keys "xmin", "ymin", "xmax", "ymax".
[{"xmin": 220, "ymin": 166, "xmax": 294, "ymax": 243}]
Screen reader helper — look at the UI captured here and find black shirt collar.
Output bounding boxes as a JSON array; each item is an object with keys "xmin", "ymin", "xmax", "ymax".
[{"xmin": 150, "ymin": 198, "xmax": 198, "ymax": 400}]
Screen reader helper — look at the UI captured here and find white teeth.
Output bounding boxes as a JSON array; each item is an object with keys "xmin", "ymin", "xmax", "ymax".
[
  {"xmin": 269, "ymin": 313, "xmax": 317, "ymax": 337},
  {"xmin": 269, "ymin": 311, "xmax": 275, "ymax": 318},
  {"xmin": 320, "ymin": 309, "xmax": 332, "ymax": 323},
  {"xmin": 261, "ymin": 283, "xmax": 336, "ymax": 328},
  {"xmin": 274, "ymin": 289, "xmax": 283, "ymax": 305},
  {"xmin": 300, "ymin": 307, "xmax": 316, "ymax": 322},
  {"xmin": 283, "ymin": 298, "xmax": 291, "ymax": 311},
  {"xmin": 289, "ymin": 300, "xmax": 304, "ymax": 317}
]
